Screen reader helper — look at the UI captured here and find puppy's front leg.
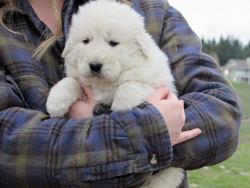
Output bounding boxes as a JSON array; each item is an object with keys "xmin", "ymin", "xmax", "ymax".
[
  {"xmin": 46, "ymin": 77, "xmax": 83, "ymax": 117},
  {"xmin": 111, "ymin": 82, "xmax": 154, "ymax": 111},
  {"xmin": 139, "ymin": 167, "xmax": 184, "ymax": 188}
]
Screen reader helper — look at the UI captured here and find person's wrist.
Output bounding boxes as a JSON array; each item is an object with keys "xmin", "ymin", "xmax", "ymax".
[
  {"xmin": 135, "ymin": 103, "xmax": 173, "ymax": 170},
  {"xmin": 111, "ymin": 103, "xmax": 173, "ymax": 171}
]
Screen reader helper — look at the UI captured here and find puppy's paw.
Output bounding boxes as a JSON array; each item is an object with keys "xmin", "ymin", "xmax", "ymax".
[
  {"xmin": 46, "ymin": 93, "xmax": 74, "ymax": 117},
  {"xmin": 46, "ymin": 77, "xmax": 83, "ymax": 117},
  {"xmin": 140, "ymin": 167, "xmax": 184, "ymax": 188},
  {"xmin": 111, "ymin": 99, "xmax": 136, "ymax": 111},
  {"xmin": 111, "ymin": 82, "xmax": 153, "ymax": 111}
]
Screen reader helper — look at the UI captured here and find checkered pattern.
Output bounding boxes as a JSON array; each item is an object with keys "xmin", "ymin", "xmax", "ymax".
[{"xmin": 0, "ymin": 0, "xmax": 242, "ymax": 187}]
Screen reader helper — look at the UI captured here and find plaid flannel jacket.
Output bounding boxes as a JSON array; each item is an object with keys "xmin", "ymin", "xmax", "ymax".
[{"xmin": 0, "ymin": 0, "xmax": 242, "ymax": 187}]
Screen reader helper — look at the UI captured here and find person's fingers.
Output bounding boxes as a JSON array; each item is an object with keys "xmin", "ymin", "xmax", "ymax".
[
  {"xmin": 180, "ymin": 105, "xmax": 186, "ymax": 126},
  {"xmin": 148, "ymin": 87, "xmax": 170, "ymax": 101},
  {"xmin": 81, "ymin": 84, "xmax": 95, "ymax": 103},
  {"xmin": 165, "ymin": 91, "xmax": 178, "ymax": 100},
  {"xmin": 174, "ymin": 128, "xmax": 201, "ymax": 145},
  {"xmin": 179, "ymin": 99, "xmax": 184, "ymax": 105}
]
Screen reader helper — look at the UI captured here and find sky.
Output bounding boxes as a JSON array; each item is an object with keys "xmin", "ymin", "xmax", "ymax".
[{"xmin": 168, "ymin": 0, "xmax": 250, "ymax": 44}]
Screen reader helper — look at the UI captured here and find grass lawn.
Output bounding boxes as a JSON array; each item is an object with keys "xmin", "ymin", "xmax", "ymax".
[
  {"xmin": 188, "ymin": 121, "xmax": 250, "ymax": 188},
  {"xmin": 232, "ymin": 83, "xmax": 250, "ymax": 119},
  {"xmin": 188, "ymin": 83, "xmax": 250, "ymax": 188}
]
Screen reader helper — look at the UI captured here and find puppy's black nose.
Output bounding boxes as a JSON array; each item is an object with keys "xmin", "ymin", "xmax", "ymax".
[{"xmin": 89, "ymin": 63, "xmax": 103, "ymax": 72}]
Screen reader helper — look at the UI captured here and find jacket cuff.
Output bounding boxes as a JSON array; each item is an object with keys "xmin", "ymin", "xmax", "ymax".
[{"xmin": 111, "ymin": 103, "xmax": 173, "ymax": 173}]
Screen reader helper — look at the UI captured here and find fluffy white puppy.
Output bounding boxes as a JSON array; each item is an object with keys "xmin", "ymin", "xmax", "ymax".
[{"xmin": 46, "ymin": 0, "xmax": 184, "ymax": 187}]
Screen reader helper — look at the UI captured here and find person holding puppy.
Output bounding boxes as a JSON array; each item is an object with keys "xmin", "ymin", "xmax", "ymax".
[{"xmin": 0, "ymin": 0, "xmax": 242, "ymax": 188}]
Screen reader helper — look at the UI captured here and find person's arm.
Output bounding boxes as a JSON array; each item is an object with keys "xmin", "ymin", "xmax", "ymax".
[
  {"xmin": 160, "ymin": 2, "xmax": 242, "ymax": 169},
  {"xmin": 0, "ymin": 66, "xmax": 172, "ymax": 187}
]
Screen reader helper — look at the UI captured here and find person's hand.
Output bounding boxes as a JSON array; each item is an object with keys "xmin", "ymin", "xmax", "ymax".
[
  {"xmin": 67, "ymin": 84, "xmax": 96, "ymax": 119},
  {"xmin": 148, "ymin": 87, "xmax": 201, "ymax": 146}
]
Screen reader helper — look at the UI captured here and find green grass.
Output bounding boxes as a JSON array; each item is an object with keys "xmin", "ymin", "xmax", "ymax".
[
  {"xmin": 232, "ymin": 83, "xmax": 250, "ymax": 119},
  {"xmin": 189, "ymin": 121, "xmax": 250, "ymax": 188},
  {"xmin": 188, "ymin": 83, "xmax": 250, "ymax": 187}
]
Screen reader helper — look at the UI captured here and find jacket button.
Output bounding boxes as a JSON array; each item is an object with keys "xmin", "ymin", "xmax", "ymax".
[{"xmin": 149, "ymin": 154, "xmax": 158, "ymax": 165}]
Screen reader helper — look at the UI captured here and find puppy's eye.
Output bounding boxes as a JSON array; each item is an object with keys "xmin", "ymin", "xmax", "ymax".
[
  {"xmin": 82, "ymin": 39, "xmax": 90, "ymax": 44},
  {"xmin": 109, "ymin": 40, "xmax": 119, "ymax": 47}
]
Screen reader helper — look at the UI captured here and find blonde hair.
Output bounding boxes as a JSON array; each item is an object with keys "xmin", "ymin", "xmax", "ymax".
[
  {"xmin": 33, "ymin": 0, "xmax": 63, "ymax": 59},
  {"xmin": 0, "ymin": 0, "xmax": 131, "ymax": 59},
  {"xmin": 0, "ymin": 0, "xmax": 62, "ymax": 59},
  {"xmin": 0, "ymin": 0, "xmax": 17, "ymax": 33}
]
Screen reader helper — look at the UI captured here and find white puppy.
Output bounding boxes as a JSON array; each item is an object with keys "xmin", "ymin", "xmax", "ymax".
[{"xmin": 46, "ymin": 0, "xmax": 184, "ymax": 187}]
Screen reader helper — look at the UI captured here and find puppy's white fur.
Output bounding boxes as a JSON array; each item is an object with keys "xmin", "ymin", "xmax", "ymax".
[{"xmin": 46, "ymin": 0, "xmax": 184, "ymax": 187}]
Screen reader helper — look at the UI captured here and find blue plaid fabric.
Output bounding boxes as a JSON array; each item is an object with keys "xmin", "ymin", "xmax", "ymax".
[{"xmin": 0, "ymin": 0, "xmax": 242, "ymax": 187}]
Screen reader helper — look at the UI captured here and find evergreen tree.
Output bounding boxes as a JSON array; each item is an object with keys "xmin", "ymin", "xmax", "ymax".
[{"xmin": 201, "ymin": 37, "xmax": 250, "ymax": 66}]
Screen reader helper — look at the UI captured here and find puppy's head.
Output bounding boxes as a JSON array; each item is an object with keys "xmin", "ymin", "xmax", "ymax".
[{"xmin": 63, "ymin": 0, "xmax": 155, "ymax": 82}]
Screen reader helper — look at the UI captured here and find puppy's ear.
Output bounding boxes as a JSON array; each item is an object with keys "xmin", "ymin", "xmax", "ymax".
[
  {"xmin": 62, "ymin": 39, "xmax": 74, "ymax": 58},
  {"xmin": 136, "ymin": 32, "xmax": 154, "ymax": 59}
]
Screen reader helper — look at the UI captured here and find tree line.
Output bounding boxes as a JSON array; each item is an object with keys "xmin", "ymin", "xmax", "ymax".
[{"xmin": 201, "ymin": 37, "xmax": 250, "ymax": 66}]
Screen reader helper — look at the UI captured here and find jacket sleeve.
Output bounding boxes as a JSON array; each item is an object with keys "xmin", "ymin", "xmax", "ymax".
[
  {"xmin": 0, "ymin": 67, "xmax": 172, "ymax": 187},
  {"xmin": 160, "ymin": 2, "xmax": 243, "ymax": 169}
]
